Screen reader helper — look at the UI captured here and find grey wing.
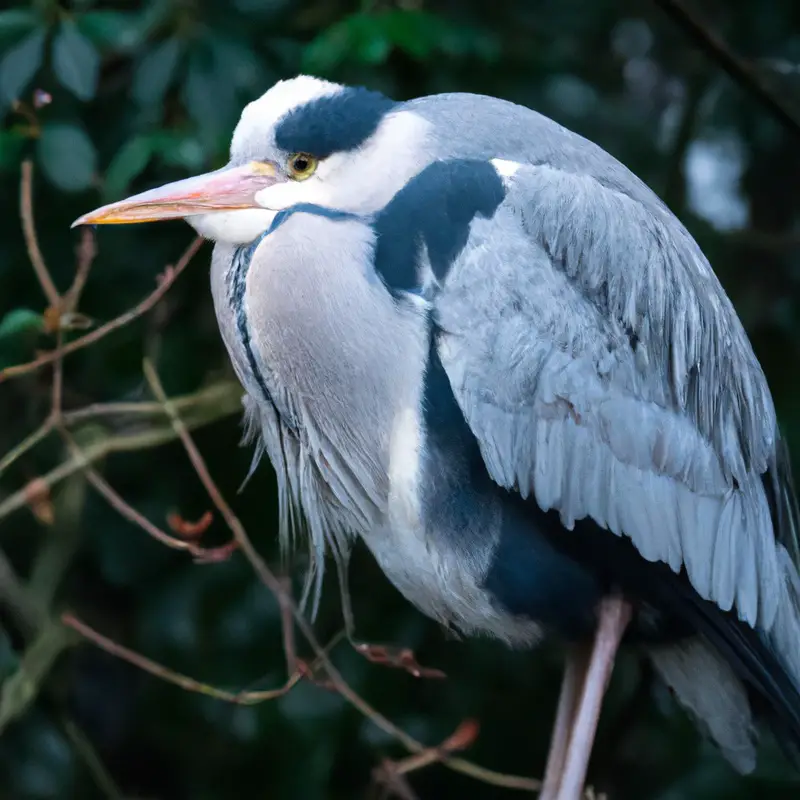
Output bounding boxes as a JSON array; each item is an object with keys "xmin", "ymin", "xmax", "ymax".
[{"xmin": 434, "ymin": 160, "xmax": 799, "ymax": 634}]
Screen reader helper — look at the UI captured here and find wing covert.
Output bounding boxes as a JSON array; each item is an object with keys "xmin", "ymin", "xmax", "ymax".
[{"xmin": 434, "ymin": 160, "xmax": 797, "ymax": 632}]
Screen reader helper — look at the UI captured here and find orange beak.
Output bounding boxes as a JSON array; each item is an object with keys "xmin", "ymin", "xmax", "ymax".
[{"xmin": 71, "ymin": 161, "xmax": 281, "ymax": 227}]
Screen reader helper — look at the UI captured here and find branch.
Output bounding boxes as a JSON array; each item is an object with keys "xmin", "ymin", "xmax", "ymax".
[
  {"xmin": 0, "ymin": 390, "xmax": 240, "ymax": 524},
  {"xmin": 60, "ymin": 717, "xmax": 125, "ymax": 800},
  {"xmin": 652, "ymin": 0, "xmax": 800, "ymax": 137},
  {"xmin": 62, "ymin": 613, "xmax": 302, "ymax": 704},
  {"xmin": 20, "ymin": 160, "xmax": 60, "ymax": 308},
  {"xmin": 61, "ymin": 381, "xmax": 240, "ymax": 425},
  {"xmin": 59, "ymin": 428, "xmax": 236, "ymax": 562},
  {"xmin": 0, "ymin": 420, "xmax": 55, "ymax": 476},
  {"xmin": 0, "ymin": 236, "xmax": 205, "ymax": 384},
  {"xmin": 63, "ymin": 228, "xmax": 97, "ymax": 313}
]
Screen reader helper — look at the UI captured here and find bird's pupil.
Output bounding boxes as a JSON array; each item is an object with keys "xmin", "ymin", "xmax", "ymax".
[{"xmin": 294, "ymin": 157, "xmax": 308, "ymax": 171}]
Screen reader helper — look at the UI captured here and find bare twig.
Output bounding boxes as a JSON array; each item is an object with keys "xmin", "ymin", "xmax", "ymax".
[
  {"xmin": 62, "ymin": 613, "xmax": 302, "ymax": 704},
  {"xmin": 652, "ymin": 0, "xmax": 800, "ymax": 137},
  {"xmin": 278, "ymin": 576, "xmax": 298, "ymax": 675},
  {"xmin": 0, "ymin": 547, "xmax": 47, "ymax": 635},
  {"xmin": 0, "ymin": 420, "xmax": 55, "ymax": 475},
  {"xmin": 61, "ymin": 381, "xmax": 240, "ymax": 425},
  {"xmin": 51, "ymin": 330, "xmax": 65, "ymax": 420},
  {"xmin": 382, "ymin": 720, "xmax": 480, "ymax": 778},
  {"xmin": 20, "ymin": 160, "xmax": 60, "ymax": 308},
  {"xmin": 142, "ymin": 359, "xmax": 541, "ymax": 793},
  {"xmin": 61, "ymin": 717, "xmax": 124, "ymax": 800},
  {"xmin": 59, "ymin": 428, "xmax": 235, "ymax": 561},
  {"xmin": 0, "ymin": 407, "xmax": 238, "ymax": 524},
  {"xmin": 63, "ymin": 228, "xmax": 97, "ymax": 312},
  {"xmin": 0, "ymin": 236, "xmax": 205, "ymax": 384}
]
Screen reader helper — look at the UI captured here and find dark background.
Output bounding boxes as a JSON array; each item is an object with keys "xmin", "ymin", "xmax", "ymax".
[{"xmin": 1, "ymin": 1, "xmax": 800, "ymax": 798}]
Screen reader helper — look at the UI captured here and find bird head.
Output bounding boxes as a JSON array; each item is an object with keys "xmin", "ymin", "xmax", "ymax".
[{"xmin": 72, "ymin": 75, "xmax": 434, "ymax": 244}]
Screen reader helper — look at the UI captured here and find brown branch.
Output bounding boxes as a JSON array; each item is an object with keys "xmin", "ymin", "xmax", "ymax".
[
  {"xmin": 61, "ymin": 381, "xmax": 240, "ymax": 426},
  {"xmin": 60, "ymin": 717, "xmax": 124, "ymax": 800},
  {"xmin": 0, "ymin": 412, "xmax": 237, "ymax": 524},
  {"xmin": 62, "ymin": 613, "xmax": 302, "ymax": 704},
  {"xmin": 51, "ymin": 330, "xmax": 65, "ymax": 419},
  {"xmin": 59, "ymin": 428, "xmax": 235, "ymax": 561},
  {"xmin": 278, "ymin": 576, "xmax": 298, "ymax": 675},
  {"xmin": 381, "ymin": 720, "xmax": 481, "ymax": 779},
  {"xmin": 63, "ymin": 227, "xmax": 97, "ymax": 313},
  {"xmin": 652, "ymin": 0, "xmax": 800, "ymax": 137},
  {"xmin": 142, "ymin": 359, "xmax": 541, "ymax": 793},
  {"xmin": 20, "ymin": 160, "xmax": 60, "ymax": 308},
  {"xmin": 0, "ymin": 420, "xmax": 55, "ymax": 475},
  {"xmin": 0, "ymin": 236, "xmax": 205, "ymax": 384}
]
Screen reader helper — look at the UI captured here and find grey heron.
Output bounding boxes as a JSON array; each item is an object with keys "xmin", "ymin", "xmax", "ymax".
[{"xmin": 73, "ymin": 75, "xmax": 800, "ymax": 799}]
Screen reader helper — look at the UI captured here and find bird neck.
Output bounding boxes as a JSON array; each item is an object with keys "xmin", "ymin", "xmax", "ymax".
[{"xmin": 212, "ymin": 217, "xmax": 432, "ymax": 531}]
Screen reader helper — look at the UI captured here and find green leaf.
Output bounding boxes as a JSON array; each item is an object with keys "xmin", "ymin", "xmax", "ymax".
[
  {"xmin": 353, "ymin": 16, "xmax": 391, "ymax": 65},
  {"xmin": 0, "ymin": 309, "xmax": 44, "ymax": 341},
  {"xmin": 52, "ymin": 19, "xmax": 100, "ymax": 101},
  {"xmin": 103, "ymin": 135, "xmax": 153, "ymax": 200},
  {"xmin": 0, "ymin": 8, "xmax": 38, "ymax": 40},
  {"xmin": 36, "ymin": 123, "xmax": 97, "ymax": 192},
  {"xmin": 133, "ymin": 37, "xmax": 184, "ymax": 106},
  {"xmin": 78, "ymin": 10, "xmax": 142, "ymax": 52},
  {"xmin": 381, "ymin": 11, "xmax": 436, "ymax": 60},
  {"xmin": 0, "ymin": 28, "xmax": 45, "ymax": 110}
]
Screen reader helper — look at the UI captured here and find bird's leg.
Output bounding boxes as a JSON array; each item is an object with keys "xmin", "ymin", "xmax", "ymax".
[
  {"xmin": 334, "ymin": 556, "xmax": 446, "ymax": 679},
  {"xmin": 538, "ymin": 645, "xmax": 590, "ymax": 800},
  {"xmin": 557, "ymin": 596, "xmax": 632, "ymax": 800}
]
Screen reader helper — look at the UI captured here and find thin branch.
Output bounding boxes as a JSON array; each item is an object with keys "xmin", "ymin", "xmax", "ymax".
[
  {"xmin": 278, "ymin": 576, "xmax": 298, "ymax": 675},
  {"xmin": 652, "ymin": 0, "xmax": 800, "ymax": 137},
  {"xmin": 61, "ymin": 717, "xmax": 124, "ymax": 800},
  {"xmin": 61, "ymin": 381, "xmax": 240, "ymax": 426},
  {"xmin": 20, "ymin": 160, "xmax": 60, "ymax": 308},
  {"xmin": 51, "ymin": 330, "xmax": 65, "ymax": 420},
  {"xmin": 62, "ymin": 613, "xmax": 302, "ymax": 704},
  {"xmin": 0, "ymin": 547, "xmax": 48, "ymax": 635},
  {"xmin": 63, "ymin": 228, "xmax": 97, "ymax": 313},
  {"xmin": 0, "ymin": 409, "xmax": 236, "ymax": 524},
  {"xmin": 142, "ymin": 359, "xmax": 540, "ymax": 793},
  {"xmin": 0, "ymin": 236, "xmax": 205, "ymax": 384},
  {"xmin": 0, "ymin": 420, "xmax": 55, "ymax": 476},
  {"xmin": 59, "ymin": 428, "xmax": 234, "ymax": 561}
]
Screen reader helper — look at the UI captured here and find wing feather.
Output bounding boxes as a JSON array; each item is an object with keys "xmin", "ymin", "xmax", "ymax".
[{"xmin": 435, "ymin": 162, "xmax": 797, "ymax": 635}]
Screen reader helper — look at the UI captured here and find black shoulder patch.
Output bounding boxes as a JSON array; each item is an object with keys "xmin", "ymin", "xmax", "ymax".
[
  {"xmin": 373, "ymin": 159, "xmax": 506, "ymax": 294},
  {"xmin": 274, "ymin": 86, "xmax": 397, "ymax": 157}
]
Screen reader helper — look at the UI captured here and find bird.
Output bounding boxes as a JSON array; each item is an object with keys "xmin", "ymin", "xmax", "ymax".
[{"xmin": 73, "ymin": 75, "xmax": 800, "ymax": 799}]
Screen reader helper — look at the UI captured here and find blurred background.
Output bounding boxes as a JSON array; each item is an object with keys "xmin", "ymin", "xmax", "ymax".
[{"xmin": 1, "ymin": 1, "xmax": 800, "ymax": 798}]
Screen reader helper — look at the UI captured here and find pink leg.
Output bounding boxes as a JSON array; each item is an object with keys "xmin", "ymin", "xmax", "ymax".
[
  {"xmin": 539, "ymin": 646, "xmax": 590, "ymax": 800},
  {"xmin": 557, "ymin": 596, "xmax": 632, "ymax": 800}
]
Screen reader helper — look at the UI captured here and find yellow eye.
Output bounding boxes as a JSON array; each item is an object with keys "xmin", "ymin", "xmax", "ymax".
[{"xmin": 287, "ymin": 153, "xmax": 318, "ymax": 180}]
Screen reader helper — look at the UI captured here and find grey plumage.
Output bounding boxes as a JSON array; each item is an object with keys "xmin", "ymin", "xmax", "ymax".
[{"xmin": 72, "ymin": 75, "xmax": 800, "ymax": 779}]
